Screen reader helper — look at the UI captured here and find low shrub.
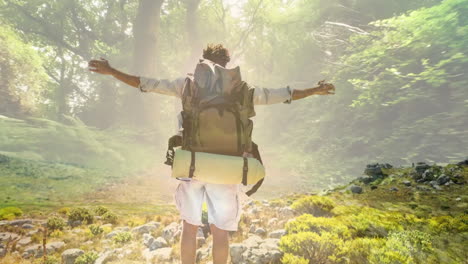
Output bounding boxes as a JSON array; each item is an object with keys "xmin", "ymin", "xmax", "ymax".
[
  {"xmin": 75, "ymin": 251, "xmax": 99, "ymax": 264},
  {"xmin": 113, "ymin": 231, "xmax": 132, "ymax": 244},
  {"xmin": 101, "ymin": 211, "xmax": 118, "ymax": 224},
  {"xmin": 89, "ymin": 224, "xmax": 104, "ymax": 236},
  {"xmin": 291, "ymin": 196, "xmax": 335, "ymax": 216},
  {"xmin": 68, "ymin": 207, "xmax": 93, "ymax": 225},
  {"xmin": 0, "ymin": 207, "xmax": 23, "ymax": 220},
  {"xmin": 428, "ymin": 215, "xmax": 468, "ymax": 234},
  {"xmin": 369, "ymin": 230, "xmax": 437, "ymax": 264},
  {"xmin": 94, "ymin": 206, "xmax": 109, "ymax": 216},
  {"xmin": 57, "ymin": 207, "xmax": 70, "ymax": 215},
  {"xmin": 281, "ymin": 253, "xmax": 309, "ymax": 264},
  {"xmin": 280, "ymin": 231, "xmax": 343, "ymax": 263},
  {"xmin": 47, "ymin": 216, "xmax": 66, "ymax": 231},
  {"xmin": 285, "ymin": 214, "xmax": 351, "ymax": 239}
]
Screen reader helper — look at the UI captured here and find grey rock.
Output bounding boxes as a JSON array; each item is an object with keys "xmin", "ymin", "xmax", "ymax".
[
  {"xmin": 0, "ymin": 232, "xmax": 19, "ymax": 242},
  {"xmin": 196, "ymin": 227, "xmax": 205, "ymax": 238},
  {"xmin": 422, "ymin": 170, "xmax": 435, "ymax": 181},
  {"xmin": 22, "ymin": 224, "xmax": 34, "ymax": 229},
  {"xmin": 402, "ymin": 180, "xmax": 412, "ymax": 186},
  {"xmin": 95, "ymin": 250, "xmax": 114, "ymax": 264},
  {"xmin": 105, "ymin": 230, "xmax": 123, "ymax": 239},
  {"xmin": 415, "ymin": 162, "xmax": 430, "ymax": 174},
  {"xmin": 149, "ymin": 237, "xmax": 168, "ymax": 251},
  {"xmin": 230, "ymin": 244, "xmax": 246, "ymax": 264},
  {"xmin": 144, "ymin": 247, "xmax": 172, "ymax": 262},
  {"xmin": 17, "ymin": 237, "xmax": 32, "ymax": 247},
  {"xmin": 22, "ymin": 244, "xmax": 42, "ymax": 258},
  {"xmin": 132, "ymin": 221, "xmax": 160, "ymax": 235},
  {"xmin": 349, "ymin": 185, "xmax": 363, "ymax": 194},
  {"xmin": 249, "ymin": 224, "xmax": 256, "ymax": 233},
  {"xmin": 267, "ymin": 218, "xmax": 278, "ymax": 226},
  {"xmin": 196, "ymin": 246, "xmax": 211, "ymax": 262},
  {"xmin": 9, "ymin": 219, "xmax": 33, "ymax": 226},
  {"xmin": 389, "ymin": 187, "xmax": 399, "ymax": 192},
  {"xmin": 278, "ymin": 207, "xmax": 294, "ymax": 217},
  {"xmin": 0, "ymin": 247, "xmax": 5, "ymax": 257},
  {"xmin": 254, "ymin": 228, "xmax": 266, "ymax": 236},
  {"xmin": 437, "ymin": 174, "xmax": 450, "ymax": 185},
  {"xmin": 115, "ymin": 226, "xmax": 130, "ymax": 232},
  {"xmin": 268, "ymin": 229, "xmax": 286, "ymax": 239},
  {"xmin": 197, "ymin": 237, "xmax": 206, "ymax": 247},
  {"xmin": 162, "ymin": 222, "xmax": 180, "ymax": 244},
  {"xmin": 61, "ymin": 248, "xmax": 84, "ymax": 264},
  {"xmin": 455, "ymin": 197, "xmax": 462, "ymax": 202}
]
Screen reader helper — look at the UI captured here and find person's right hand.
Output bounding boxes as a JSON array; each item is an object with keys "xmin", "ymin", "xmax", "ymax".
[{"xmin": 88, "ymin": 58, "xmax": 113, "ymax": 75}]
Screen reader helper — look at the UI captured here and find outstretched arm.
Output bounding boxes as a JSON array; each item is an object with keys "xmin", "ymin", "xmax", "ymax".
[
  {"xmin": 88, "ymin": 58, "xmax": 140, "ymax": 88},
  {"xmin": 292, "ymin": 80, "xmax": 335, "ymax": 101}
]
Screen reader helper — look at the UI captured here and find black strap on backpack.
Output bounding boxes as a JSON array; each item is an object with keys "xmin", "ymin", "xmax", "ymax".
[{"xmin": 245, "ymin": 142, "xmax": 264, "ymax": 196}]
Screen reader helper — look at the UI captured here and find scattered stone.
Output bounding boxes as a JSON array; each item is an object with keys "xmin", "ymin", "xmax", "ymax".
[
  {"xmin": 62, "ymin": 249, "xmax": 84, "ymax": 264},
  {"xmin": 268, "ymin": 229, "xmax": 286, "ymax": 239},
  {"xmin": 9, "ymin": 219, "xmax": 33, "ymax": 226},
  {"xmin": 197, "ymin": 237, "xmax": 206, "ymax": 247},
  {"xmin": 0, "ymin": 232, "xmax": 19, "ymax": 242},
  {"xmin": 389, "ymin": 187, "xmax": 399, "ymax": 192},
  {"xmin": 161, "ymin": 222, "xmax": 180, "ymax": 244},
  {"xmin": 132, "ymin": 222, "xmax": 160, "ymax": 235},
  {"xmin": 267, "ymin": 218, "xmax": 278, "ymax": 226},
  {"xmin": 422, "ymin": 170, "xmax": 435, "ymax": 181},
  {"xmin": 456, "ymin": 158, "xmax": 468, "ymax": 166},
  {"xmin": 415, "ymin": 162, "xmax": 430, "ymax": 174},
  {"xmin": 196, "ymin": 227, "xmax": 205, "ymax": 238},
  {"xmin": 437, "ymin": 174, "xmax": 450, "ymax": 185},
  {"xmin": 151, "ymin": 247, "xmax": 172, "ymax": 262},
  {"xmin": 402, "ymin": 180, "xmax": 412, "ymax": 186},
  {"xmin": 0, "ymin": 247, "xmax": 5, "ymax": 257},
  {"xmin": 455, "ymin": 197, "xmax": 462, "ymax": 202},
  {"xmin": 370, "ymin": 185, "xmax": 378, "ymax": 190},
  {"xmin": 68, "ymin": 220, "xmax": 82, "ymax": 227},
  {"xmin": 251, "ymin": 219, "xmax": 261, "ymax": 224},
  {"xmin": 278, "ymin": 207, "xmax": 294, "ymax": 217},
  {"xmin": 254, "ymin": 228, "xmax": 266, "ymax": 236},
  {"xmin": 249, "ymin": 224, "xmax": 256, "ymax": 233},
  {"xmin": 106, "ymin": 230, "xmax": 123, "ymax": 239},
  {"xmin": 22, "ymin": 244, "xmax": 42, "ymax": 258},
  {"xmin": 22, "ymin": 224, "xmax": 34, "ymax": 229},
  {"xmin": 416, "ymin": 185, "xmax": 431, "ymax": 192},
  {"xmin": 230, "ymin": 236, "xmax": 282, "ymax": 264},
  {"xmin": 17, "ymin": 237, "xmax": 32, "ymax": 247},
  {"xmin": 95, "ymin": 250, "xmax": 114, "ymax": 264},
  {"xmin": 149, "ymin": 237, "xmax": 168, "ymax": 251},
  {"xmin": 349, "ymin": 185, "xmax": 363, "ymax": 194},
  {"xmin": 196, "ymin": 246, "xmax": 211, "ymax": 262}
]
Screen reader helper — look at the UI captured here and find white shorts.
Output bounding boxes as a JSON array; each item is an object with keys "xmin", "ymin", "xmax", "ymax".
[{"xmin": 174, "ymin": 179, "xmax": 242, "ymax": 231}]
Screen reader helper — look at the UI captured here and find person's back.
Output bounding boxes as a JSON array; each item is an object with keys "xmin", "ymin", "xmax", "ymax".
[{"xmin": 88, "ymin": 43, "xmax": 335, "ymax": 264}]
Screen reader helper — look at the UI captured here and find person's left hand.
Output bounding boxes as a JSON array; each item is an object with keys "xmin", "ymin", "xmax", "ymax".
[{"xmin": 315, "ymin": 80, "xmax": 335, "ymax": 95}]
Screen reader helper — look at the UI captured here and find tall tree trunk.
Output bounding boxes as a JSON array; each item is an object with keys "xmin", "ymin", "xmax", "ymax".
[
  {"xmin": 124, "ymin": 0, "xmax": 164, "ymax": 127},
  {"xmin": 133, "ymin": 0, "xmax": 164, "ymax": 76},
  {"xmin": 184, "ymin": 0, "xmax": 202, "ymax": 73}
]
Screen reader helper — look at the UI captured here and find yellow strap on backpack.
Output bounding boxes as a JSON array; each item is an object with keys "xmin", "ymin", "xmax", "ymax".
[{"xmin": 171, "ymin": 149, "xmax": 265, "ymax": 185}]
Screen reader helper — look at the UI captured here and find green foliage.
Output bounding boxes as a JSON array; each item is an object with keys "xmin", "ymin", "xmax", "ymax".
[
  {"xmin": 0, "ymin": 206, "xmax": 23, "ymax": 220},
  {"xmin": 280, "ymin": 231, "xmax": 343, "ymax": 263},
  {"xmin": 46, "ymin": 216, "xmax": 66, "ymax": 231},
  {"xmin": 428, "ymin": 215, "xmax": 468, "ymax": 233},
  {"xmin": 0, "ymin": 25, "xmax": 49, "ymax": 117},
  {"xmin": 75, "ymin": 251, "xmax": 99, "ymax": 264},
  {"xmin": 369, "ymin": 231, "xmax": 437, "ymax": 264},
  {"xmin": 88, "ymin": 224, "xmax": 104, "ymax": 236},
  {"xmin": 101, "ymin": 211, "xmax": 118, "ymax": 224},
  {"xmin": 68, "ymin": 207, "xmax": 94, "ymax": 225},
  {"xmin": 285, "ymin": 214, "xmax": 351, "ymax": 239},
  {"xmin": 94, "ymin": 206, "xmax": 109, "ymax": 216},
  {"xmin": 281, "ymin": 253, "xmax": 309, "ymax": 264},
  {"xmin": 112, "ymin": 231, "xmax": 132, "ymax": 244},
  {"xmin": 291, "ymin": 196, "xmax": 335, "ymax": 216},
  {"xmin": 44, "ymin": 255, "xmax": 60, "ymax": 264}
]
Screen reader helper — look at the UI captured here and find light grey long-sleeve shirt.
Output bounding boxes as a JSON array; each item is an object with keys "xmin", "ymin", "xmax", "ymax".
[{"xmin": 138, "ymin": 76, "xmax": 292, "ymax": 134}]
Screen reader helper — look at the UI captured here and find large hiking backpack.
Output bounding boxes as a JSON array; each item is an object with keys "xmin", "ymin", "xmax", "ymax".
[
  {"xmin": 166, "ymin": 59, "xmax": 264, "ymax": 195},
  {"xmin": 181, "ymin": 59, "xmax": 255, "ymax": 156}
]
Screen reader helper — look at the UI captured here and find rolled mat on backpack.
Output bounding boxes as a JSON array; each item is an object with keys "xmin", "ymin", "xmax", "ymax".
[{"xmin": 171, "ymin": 149, "xmax": 265, "ymax": 185}]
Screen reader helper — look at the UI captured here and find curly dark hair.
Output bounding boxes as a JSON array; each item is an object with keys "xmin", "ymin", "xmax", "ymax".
[{"xmin": 203, "ymin": 43, "xmax": 230, "ymax": 66}]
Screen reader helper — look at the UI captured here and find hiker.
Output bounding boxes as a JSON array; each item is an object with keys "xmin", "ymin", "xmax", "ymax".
[{"xmin": 88, "ymin": 44, "xmax": 334, "ymax": 264}]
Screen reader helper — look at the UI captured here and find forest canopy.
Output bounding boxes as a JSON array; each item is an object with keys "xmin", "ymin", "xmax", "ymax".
[{"xmin": 0, "ymin": 0, "xmax": 466, "ymax": 191}]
